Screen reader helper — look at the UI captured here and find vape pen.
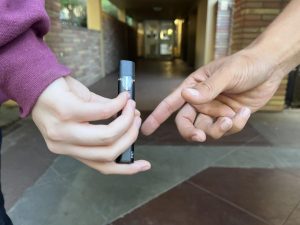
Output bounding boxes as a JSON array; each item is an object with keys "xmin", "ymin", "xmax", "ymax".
[{"xmin": 116, "ymin": 60, "xmax": 135, "ymax": 164}]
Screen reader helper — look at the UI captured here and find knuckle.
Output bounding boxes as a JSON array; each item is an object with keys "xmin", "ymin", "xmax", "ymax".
[
  {"xmin": 175, "ymin": 113, "xmax": 181, "ymax": 124},
  {"xmin": 103, "ymin": 151, "xmax": 117, "ymax": 162},
  {"xmin": 106, "ymin": 137, "xmax": 116, "ymax": 145},
  {"xmin": 162, "ymin": 99, "xmax": 175, "ymax": 115},
  {"xmin": 132, "ymin": 126, "xmax": 139, "ymax": 141},
  {"xmin": 216, "ymin": 108, "xmax": 225, "ymax": 116},
  {"xmin": 175, "ymin": 115, "xmax": 186, "ymax": 133},
  {"xmin": 100, "ymin": 107, "xmax": 112, "ymax": 119},
  {"xmin": 45, "ymin": 127, "xmax": 61, "ymax": 141},
  {"xmin": 194, "ymin": 118, "xmax": 201, "ymax": 128},
  {"xmin": 45, "ymin": 141, "xmax": 60, "ymax": 154},
  {"xmin": 55, "ymin": 107, "xmax": 72, "ymax": 121},
  {"xmin": 201, "ymin": 82, "xmax": 214, "ymax": 99},
  {"xmin": 101, "ymin": 131, "xmax": 118, "ymax": 145},
  {"xmin": 129, "ymin": 122, "xmax": 140, "ymax": 141}
]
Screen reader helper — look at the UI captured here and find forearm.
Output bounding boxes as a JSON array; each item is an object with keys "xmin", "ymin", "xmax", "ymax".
[
  {"xmin": 250, "ymin": 0, "xmax": 300, "ymax": 75},
  {"xmin": 0, "ymin": 0, "xmax": 71, "ymax": 117}
]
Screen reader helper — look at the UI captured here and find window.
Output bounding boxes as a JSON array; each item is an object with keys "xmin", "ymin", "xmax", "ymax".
[{"xmin": 60, "ymin": 0, "xmax": 87, "ymax": 28}]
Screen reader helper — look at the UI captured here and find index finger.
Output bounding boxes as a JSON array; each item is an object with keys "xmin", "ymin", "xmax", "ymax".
[
  {"xmin": 141, "ymin": 67, "xmax": 208, "ymax": 136},
  {"xmin": 141, "ymin": 87, "xmax": 185, "ymax": 136},
  {"xmin": 56, "ymin": 92, "xmax": 130, "ymax": 122}
]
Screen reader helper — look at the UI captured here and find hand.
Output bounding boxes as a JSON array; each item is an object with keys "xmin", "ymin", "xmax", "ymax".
[
  {"xmin": 32, "ymin": 76, "xmax": 151, "ymax": 175},
  {"xmin": 142, "ymin": 48, "xmax": 285, "ymax": 141}
]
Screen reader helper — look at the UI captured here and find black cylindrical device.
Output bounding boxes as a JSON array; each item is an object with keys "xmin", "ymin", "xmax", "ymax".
[{"xmin": 116, "ymin": 60, "xmax": 135, "ymax": 164}]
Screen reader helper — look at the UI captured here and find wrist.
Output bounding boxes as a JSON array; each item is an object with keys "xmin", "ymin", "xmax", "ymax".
[
  {"xmin": 238, "ymin": 43, "xmax": 284, "ymax": 82},
  {"xmin": 246, "ymin": 0, "xmax": 300, "ymax": 77},
  {"xmin": 250, "ymin": 33, "xmax": 300, "ymax": 77}
]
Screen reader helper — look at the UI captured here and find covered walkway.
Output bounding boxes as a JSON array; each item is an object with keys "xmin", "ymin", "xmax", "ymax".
[{"xmin": 2, "ymin": 60, "xmax": 300, "ymax": 225}]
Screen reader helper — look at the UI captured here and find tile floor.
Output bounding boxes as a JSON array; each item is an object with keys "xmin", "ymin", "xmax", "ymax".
[
  {"xmin": 1, "ymin": 60, "xmax": 300, "ymax": 225},
  {"xmin": 111, "ymin": 167, "xmax": 300, "ymax": 225}
]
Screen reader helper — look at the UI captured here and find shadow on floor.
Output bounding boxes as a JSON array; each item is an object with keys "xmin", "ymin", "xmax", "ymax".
[{"xmin": 138, "ymin": 111, "xmax": 272, "ymax": 147}]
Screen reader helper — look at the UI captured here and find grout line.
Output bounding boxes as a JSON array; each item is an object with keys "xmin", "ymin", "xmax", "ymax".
[
  {"xmin": 242, "ymin": 134, "xmax": 261, "ymax": 146},
  {"xmin": 187, "ymin": 181, "xmax": 272, "ymax": 225},
  {"xmin": 280, "ymin": 169, "xmax": 300, "ymax": 181},
  {"xmin": 209, "ymin": 136, "xmax": 255, "ymax": 166},
  {"xmin": 209, "ymin": 148, "xmax": 239, "ymax": 165},
  {"xmin": 282, "ymin": 198, "xmax": 300, "ymax": 225},
  {"xmin": 106, "ymin": 147, "xmax": 238, "ymax": 224},
  {"xmin": 211, "ymin": 134, "xmax": 271, "ymax": 167}
]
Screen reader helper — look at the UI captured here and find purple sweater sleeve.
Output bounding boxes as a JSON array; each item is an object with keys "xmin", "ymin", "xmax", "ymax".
[{"xmin": 0, "ymin": 0, "xmax": 71, "ymax": 117}]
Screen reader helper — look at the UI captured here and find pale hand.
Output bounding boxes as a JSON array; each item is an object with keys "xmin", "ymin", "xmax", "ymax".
[
  {"xmin": 142, "ymin": 49, "xmax": 285, "ymax": 141},
  {"xmin": 32, "ymin": 76, "xmax": 151, "ymax": 175}
]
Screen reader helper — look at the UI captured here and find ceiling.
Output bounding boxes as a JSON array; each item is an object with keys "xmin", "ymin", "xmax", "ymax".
[{"xmin": 110, "ymin": 0, "xmax": 198, "ymax": 21}]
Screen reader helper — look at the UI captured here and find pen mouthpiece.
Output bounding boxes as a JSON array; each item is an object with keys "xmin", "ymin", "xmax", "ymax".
[{"xmin": 120, "ymin": 60, "xmax": 135, "ymax": 78}]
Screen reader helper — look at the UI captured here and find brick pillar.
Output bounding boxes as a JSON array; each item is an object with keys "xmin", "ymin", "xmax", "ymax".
[
  {"xmin": 45, "ymin": 0, "xmax": 63, "ymax": 53},
  {"xmin": 44, "ymin": 0, "xmax": 104, "ymax": 86},
  {"xmin": 214, "ymin": 0, "xmax": 233, "ymax": 60},
  {"xmin": 230, "ymin": 0, "xmax": 290, "ymax": 111}
]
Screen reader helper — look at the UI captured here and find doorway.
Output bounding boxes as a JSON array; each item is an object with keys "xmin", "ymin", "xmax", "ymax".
[{"xmin": 144, "ymin": 20, "xmax": 175, "ymax": 59}]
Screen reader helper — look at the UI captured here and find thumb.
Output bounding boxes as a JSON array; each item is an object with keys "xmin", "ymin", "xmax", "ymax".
[{"xmin": 182, "ymin": 69, "xmax": 231, "ymax": 105}]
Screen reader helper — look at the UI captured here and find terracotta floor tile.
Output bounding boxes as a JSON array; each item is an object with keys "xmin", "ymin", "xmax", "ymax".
[
  {"xmin": 111, "ymin": 182, "xmax": 269, "ymax": 225},
  {"xmin": 281, "ymin": 168, "xmax": 300, "ymax": 180},
  {"xmin": 189, "ymin": 168, "xmax": 300, "ymax": 225},
  {"xmin": 284, "ymin": 202, "xmax": 300, "ymax": 225}
]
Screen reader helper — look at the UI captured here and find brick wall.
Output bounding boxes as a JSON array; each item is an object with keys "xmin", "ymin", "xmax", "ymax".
[
  {"xmin": 45, "ymin": 0, "xmax": 137, "ymax": 82},
  {"xmin": 102, "ymin": 13, "xmax": 137, "ymax": 75},
  {"xmin": 230, "ymin": 0, "xmax": 290, "ymax": 111},
  {"xmin": 214, "ymin": 0, "xmax": 233, "ymax": 59},
  {"xmin": 230, "ymin": 0, "xmax": 289, "ymax": 53},
  {"xmin": 45, "ymin": 0, "xmax": 103, "ymax": 86},
  {"xmin": 102, "ymin": 13, "xmax": 128, "ymax": 75}
]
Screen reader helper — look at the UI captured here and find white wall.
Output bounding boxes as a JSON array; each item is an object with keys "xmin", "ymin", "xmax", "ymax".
[
  {"xmin": 195, "ymin": 0, "xmax": 208, "ymax": 68},
  {"xmin": 195, "ymin": 0, "xmax": 218, "ymax": 68}
]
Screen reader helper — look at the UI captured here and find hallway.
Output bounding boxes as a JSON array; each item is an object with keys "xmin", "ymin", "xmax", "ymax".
[
  {"xmin": 88, "ymin": 59, "xmax": 193, "ymax": 111},
  {"xmin": 2, "ymin": 58, "xmax": 195, "ymax": 210},
  {"xmin": 1, "ymin": 0, "xmax": 300, "ymax": 224},
  {"xmin": 2, "ymin": 59, "xmax": 300, "ymax": 225}
]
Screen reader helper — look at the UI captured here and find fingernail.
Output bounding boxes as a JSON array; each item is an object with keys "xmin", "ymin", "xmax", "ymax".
[
  {"xmin": 239, "ymin": 107, "xmax": 251, "ymax": 118},
  {"xmin": 135, "ymin": 109, "xmax": 141, "ymax": 117},
  {"xmin": 128, "ymin": 99, "xmax": 136, "ymax": 107},
  {"xmin": 136, "ymin": 117, "xmax": 142, "ymax": 127},
  {"xmin": 221, "ymin": 118, "xmax": 231, "ymax": 131},
  {"xmin": 185, "ymin": 88, "xmax": 199, "ymax": 97},
  {"xmin": 132, "ymin": 101, "xmax": 136, "ymax": 107},
  {"xmin": 135, "ymin": 161, "xmax": 151, "ymax": 171},
  {"xmin": 141, "ymin": 164, "xmax": 151, "ymax": 171},
  {"xmin": 192, "ymin": 134, "xmax": 204, "ymax": 142}
]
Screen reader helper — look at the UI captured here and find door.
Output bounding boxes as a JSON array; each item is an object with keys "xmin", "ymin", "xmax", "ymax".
[{"xmin": 144, "ymin": 20, "xmax": 175, "ymax": 59}]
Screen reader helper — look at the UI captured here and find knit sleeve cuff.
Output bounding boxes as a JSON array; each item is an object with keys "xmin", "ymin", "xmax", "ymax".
[{"xmin": 0, "ymin": 29, "xmax": 71, "ymax": 117}]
